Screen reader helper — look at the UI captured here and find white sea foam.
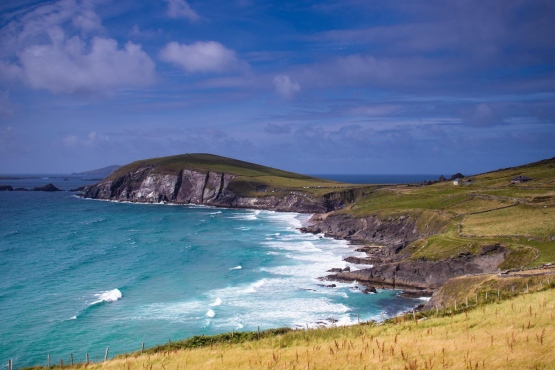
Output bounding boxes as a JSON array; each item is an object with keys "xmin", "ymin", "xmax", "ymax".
[
  {"xmin": 229, "ymin": 266, "xmax": 242, "ymax": 270},
  {"xmin": 206, "ymin": 309, "xmax": 215, "ymax": 318},
  {"xmin": 92, "ymin": 288, "xmax": 122, "ymax": 304},
  {"xmin": 210, "ymin": 298, "xmax": 223, "ymax": 306}
]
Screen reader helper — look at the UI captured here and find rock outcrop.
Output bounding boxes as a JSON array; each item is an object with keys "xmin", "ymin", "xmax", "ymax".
[
  {"xmin": 32, "ymin": 183, "xmax": 62, "ymax": 191},
  {"xmin": 82, "ymin": 167, "xmax": 350, "ymax": 213},
  {"xmin": 328, "ymin": 244, "xmax": 508, "ymax": 294},
  {"xmin": 301, "ymin": 213, "xmax": 426, "ymax": 253}
]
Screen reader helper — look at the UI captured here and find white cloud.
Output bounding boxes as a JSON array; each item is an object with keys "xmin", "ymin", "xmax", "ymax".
[
  {"xmin": 0, "ymin": 0, "xmax": 103, "ymax": 57},
  {"xmin": 71, "ymin": 8, "xmax": 102, "ymax": 32},
  {"xmin": 273, "ymin": 74, "xmax": 300, "ymax": 99},
  {"xmin": 18, "ymin": 35, "xmax": 156, "ymax": 94},
  {"xmin": 0, "ymin": 0, "xmax": 156, "ymax": 94},
  {"xmin": 159, "ymin": 41, "xmax": 243, "ymax": 73},
  {"xmin": 164, "ymin": 0, "xmax": 200, "ymax": 21}
]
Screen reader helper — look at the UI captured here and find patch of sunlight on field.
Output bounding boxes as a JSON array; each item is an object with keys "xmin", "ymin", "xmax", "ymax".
[{"xmin": 462, "ymin": 205, "xmax": 555, "ymax": 237}]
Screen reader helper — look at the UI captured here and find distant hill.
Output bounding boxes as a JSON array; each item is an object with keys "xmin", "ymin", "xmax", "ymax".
[{"xmin": 71, "ymin": 165, "xmax": 121, "ymax": 178}]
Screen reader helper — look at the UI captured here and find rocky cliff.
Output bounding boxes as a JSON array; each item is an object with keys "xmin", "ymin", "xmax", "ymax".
[
  {"xmin": 328, "ymin": 244, "xmax": 507, "ymax": 295},
  {"xmin": 82, "ymin": 166, "xmax": 351, "ymax": 213},
  {"xmin": 303, "ymin": 213, "xmax": 508, "ymax": 294}
]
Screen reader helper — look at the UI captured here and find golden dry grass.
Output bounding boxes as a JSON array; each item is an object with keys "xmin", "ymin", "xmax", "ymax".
[{"xmin": 56, "ymin": 289, "xmax": 555, "ymax": 370}]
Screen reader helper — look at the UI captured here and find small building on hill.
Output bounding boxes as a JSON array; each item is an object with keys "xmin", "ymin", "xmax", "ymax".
[
  {"xmin": 453, "ymin": 178, "xmax": 461, "ymax": 185},
  {"xmin": 511, "ymin": 176, "xmax": 531, "ymax": 184},
  {"xmin": 438, "ymin": 175, "xmax": 446, "ymax": 182}
]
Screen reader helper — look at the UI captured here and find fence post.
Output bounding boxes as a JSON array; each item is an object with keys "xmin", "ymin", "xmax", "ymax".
[
  {"xmin": 60, "ymin": 359, "xmax": 63, "ymax": 367},
  {"xmin": 8, "ymin": 359, "xmax": 12, "ymax": 370},
  {"xmin": 498, "ymin": 289, "xmax": 500, "ymax": 300},
  {"xmin": 47, "ymin": 354, "xmax": 50, "ymax": 368},
  {"xmin": 466, "ymin": 297, "xmax": 468, "ymax": 308},
  {"xmin": 70, "ymin": 354, "xmax": 73, "ymax": 366},
  {"xmin": 104, "ymin": 347, "xmax": 109, "ymax": 362},
  {"xmin": 142, "ymin": 342, "xmax": 145, "ymax": 353},
  {"xmin": 86, "ymin": 353, "xmax": 89, "ymax": 365}
]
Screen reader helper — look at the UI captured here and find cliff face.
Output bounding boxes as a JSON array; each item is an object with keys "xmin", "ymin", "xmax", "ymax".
[
  {"xmin": 302, "ymin": 213, "xmax": 423, "ymax": 253},
  {"xmin": 83, "ymin": 166, "xmax": 346, "ymax": 213}
]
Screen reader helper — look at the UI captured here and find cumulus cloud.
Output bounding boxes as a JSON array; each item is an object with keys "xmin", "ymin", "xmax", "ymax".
[
  {"xmin": 0, "ymin": 0, "xmax": 156, "ymax": 94},
  {"xmin": 159, "ymin": 41, "xmax": 243, "ymax": 73},
  {"xmin": 16, "ymin": 35, "xmax": 155, "ymax": 94},
  {"xmin": 273, "ymin": 74, "xmax": 300, "ymax": 99},
  {"xmin": 164, "ymin": 0, "xmax": 200, "ymax": 21}
]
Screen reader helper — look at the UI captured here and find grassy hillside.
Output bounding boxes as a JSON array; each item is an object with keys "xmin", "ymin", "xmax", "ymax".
[
  {"xmin": 106, "ymin": 153, "xmax": 362, "ymax": 198},
  {"xmin": 41, "ymin": 281, "xmax": 555, "ymax": 370},
  {"xmin": 344, "ymin": 157, "xmax": 555, "ymax": 268}
]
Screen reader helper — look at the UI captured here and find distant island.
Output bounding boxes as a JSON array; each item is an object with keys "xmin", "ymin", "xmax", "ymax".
[
  {"xmin": 71, "ymin": 164, "xmax": 121, "ymax": 178},
  {"xmin": 77, "ymin": 153, "xmax": 555, "ymax": 303}
]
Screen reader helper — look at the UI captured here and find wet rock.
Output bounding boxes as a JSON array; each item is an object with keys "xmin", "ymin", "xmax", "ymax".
[{"xmin": 362, "ymin": 287, "xmax": 377, "ymax": 294}]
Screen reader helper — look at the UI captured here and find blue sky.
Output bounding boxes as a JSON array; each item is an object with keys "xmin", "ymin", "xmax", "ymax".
[{"xmin": 0, "ymin": 0, "xmax": 554, "ymax": 174}]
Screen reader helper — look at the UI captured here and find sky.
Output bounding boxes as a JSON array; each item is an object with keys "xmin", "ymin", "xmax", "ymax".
[{"xmin": 0, "ymin": 0, "xmax": 554, "ymax": 175}]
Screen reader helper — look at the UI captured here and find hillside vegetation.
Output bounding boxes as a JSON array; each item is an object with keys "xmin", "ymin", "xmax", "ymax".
[
  {"xmin": 342, "ymin": 157, "xmax": 555, "ymax": 269},
  {"xmin": 106, "ymin": 153, "xmax": 363, "ymax": 198}
]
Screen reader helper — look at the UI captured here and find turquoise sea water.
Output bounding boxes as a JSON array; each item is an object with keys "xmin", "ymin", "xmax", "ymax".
[{"xmin": 0, "ymin": 176, "xmax": 425, "ymax": 369}]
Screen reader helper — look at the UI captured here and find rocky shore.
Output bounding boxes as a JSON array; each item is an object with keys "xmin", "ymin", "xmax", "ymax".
[
  {"xmin": 301, "ymin": 213, "xmax": 509, "ymax": 298},
  {"xmin": 0, "ymin": 183, "xmax": 62, "ymax": 191}
]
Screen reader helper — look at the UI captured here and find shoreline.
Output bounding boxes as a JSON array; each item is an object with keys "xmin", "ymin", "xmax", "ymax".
[
  {"xmin": 81, "ymin": 196, "xmax": 431, "ymax": 319},
  {"xmin": 81, "ymin": 194, "xmax": 435, "ymax": 302}
]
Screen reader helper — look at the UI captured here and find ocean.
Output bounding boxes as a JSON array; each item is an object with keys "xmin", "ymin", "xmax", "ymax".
[{"xmin": 0, "ymin": 175, "xmax": 426, "ymax": 369}]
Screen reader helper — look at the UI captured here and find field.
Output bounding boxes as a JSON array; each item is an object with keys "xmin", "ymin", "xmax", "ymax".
[{"xmin": 344, "ymin": 157, "xmax": 555, "ymax": 268}]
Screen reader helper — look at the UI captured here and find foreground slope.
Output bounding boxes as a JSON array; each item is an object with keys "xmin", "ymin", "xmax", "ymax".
[
  {"xmin": 48, "ymin": 284, "xmax": 555, "ymax": 370},
  {"xmin": 83, "ymin": 153, "xmax": 364, "ymax": 213}
]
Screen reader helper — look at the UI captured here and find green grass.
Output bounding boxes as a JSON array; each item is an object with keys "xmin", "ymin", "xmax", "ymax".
[
  {"xmin": 106, "ymin": 153, "xmax": 364, "ymax": 198},
  {"xmin": 346, "ymin": 157, "xmax": 555, "ymax": 267}
]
